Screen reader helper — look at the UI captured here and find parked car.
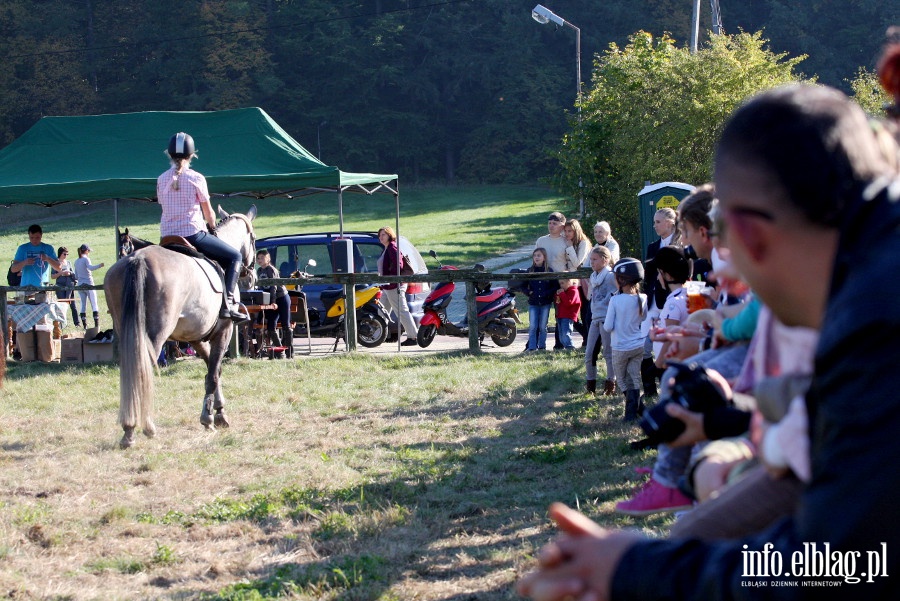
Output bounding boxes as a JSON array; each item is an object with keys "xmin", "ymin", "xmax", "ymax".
[{"xmin": 253, "ymin": 232, "xmax": 430, "ymax": 333}]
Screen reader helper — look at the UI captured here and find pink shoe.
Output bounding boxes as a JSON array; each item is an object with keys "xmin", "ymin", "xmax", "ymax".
[{"xmin": 615, "ymin": 478, "xmax": 693, "ymax": 516}]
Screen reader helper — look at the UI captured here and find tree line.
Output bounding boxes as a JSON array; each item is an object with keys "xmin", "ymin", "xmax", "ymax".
[{"xmin": 0, "ymin": 0, "xmax": 895, "ymax": 200}]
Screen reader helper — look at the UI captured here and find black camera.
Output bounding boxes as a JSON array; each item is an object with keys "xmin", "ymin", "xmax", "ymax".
[{"xmin": 639, "ymin": 362, "xmax": 727, "ymax": 446}]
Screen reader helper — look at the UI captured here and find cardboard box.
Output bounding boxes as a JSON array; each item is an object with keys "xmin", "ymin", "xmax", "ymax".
[
  {"xmin": 16, "ymin": 329, "xmax": 56, "ymax": 362},
  {"xmin": 82, "ymin": 341, "xmax": 114, "ymax": 363},
  {"xmin": 60, "ymin": 336, "xmax": 84, "ymax": 363}
]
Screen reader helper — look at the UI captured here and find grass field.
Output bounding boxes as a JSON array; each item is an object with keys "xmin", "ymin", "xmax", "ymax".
[
  {"xmin": 1, "ymin": 186, "xmax": 664, "ymax": 600},
  {"xmin": 0, "ymin": 352, "xmax": 666, "ymax": 600}
]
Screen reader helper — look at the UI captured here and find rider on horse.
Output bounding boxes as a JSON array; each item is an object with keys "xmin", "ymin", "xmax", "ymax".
[{"xmin": 158, "ymin": 132, "xmax": 248, "ymax": 323}]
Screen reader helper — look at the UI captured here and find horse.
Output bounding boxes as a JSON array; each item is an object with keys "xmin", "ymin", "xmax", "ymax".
[
  {"xmin": 104, "ymin": 206, "xmax": 257, "ymax": 449},
  {"xmin": 117, "ymin": 227, "xmax": 154, "ymax": 259}
]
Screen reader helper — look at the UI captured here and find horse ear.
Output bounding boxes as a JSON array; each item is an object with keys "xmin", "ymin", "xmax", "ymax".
[
  {"xmin": 246, "ymin": 205, "xmax": 257, "ymax": 222},
  {"xmin": 217, "ymin": 205, "xmax": 231, "ymax": 220}
]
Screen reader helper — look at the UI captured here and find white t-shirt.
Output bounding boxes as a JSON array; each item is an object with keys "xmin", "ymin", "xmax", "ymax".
[
  {"xmin": 603, "ymin": 292, "xmax": 648, "ymax": 351},
  {"xmin": 653, "ymin": 287, "xmax": 689, "ymax": 357}
]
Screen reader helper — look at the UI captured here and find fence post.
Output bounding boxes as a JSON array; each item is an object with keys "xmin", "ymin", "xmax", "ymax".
[{"xmin": 465, "ymin": 281, "xmax": 480, "ymax": 353}]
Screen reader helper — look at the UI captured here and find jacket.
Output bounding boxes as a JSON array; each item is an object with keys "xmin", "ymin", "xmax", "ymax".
[
  {"xmin": 523, "ymin": 266, "xmax": 557, "ymax": 306},
  {"xmin": 610, "ymin": 180, "xmax": 900, "ymax": 599}
]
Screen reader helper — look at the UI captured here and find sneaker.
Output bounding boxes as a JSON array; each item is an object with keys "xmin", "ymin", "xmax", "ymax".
[
  {"xmin": 400, "ymin": 338, "xmax": 418, "ymax": 347},
  {"xmin": 614, "ymin": 478, "xmax": 694, "ymax": 516}
]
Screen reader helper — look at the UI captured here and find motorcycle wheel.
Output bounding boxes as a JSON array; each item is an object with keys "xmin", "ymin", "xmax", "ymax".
[
  {"xmin": 357, "ymin": 312, "xmax": 389, "ymax": 348},
  {"xmin": 417, "ymin": 324, "xmax": 437, "ymax": 348},
  {"xmin": 489, "ymin": 318, "xmax": 517, "ymax": 347}
]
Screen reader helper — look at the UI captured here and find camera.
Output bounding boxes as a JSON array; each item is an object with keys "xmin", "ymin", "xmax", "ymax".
[{"xmin": 639, "ymin": 362, "xmax": 727, "ymax": 445}]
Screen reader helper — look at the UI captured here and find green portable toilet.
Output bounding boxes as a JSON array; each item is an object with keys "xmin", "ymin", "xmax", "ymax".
[{"xmin": 637, "ymin": 181, "xmax": 694, "ymax": 260}]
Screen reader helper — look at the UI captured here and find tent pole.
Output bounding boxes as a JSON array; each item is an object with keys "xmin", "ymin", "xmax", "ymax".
[
  {"xmin": 113, "ymin": 198, "xmax": 120, "ymax": 256},
  {"xmin": 338, "ymin": 189, "xmax": 344, "ymax": 237}
]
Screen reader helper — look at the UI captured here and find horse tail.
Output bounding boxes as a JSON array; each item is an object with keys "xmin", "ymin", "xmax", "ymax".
[{"xmin": 118, "ymin": 255, "xmax": 155, "ymax": 433}]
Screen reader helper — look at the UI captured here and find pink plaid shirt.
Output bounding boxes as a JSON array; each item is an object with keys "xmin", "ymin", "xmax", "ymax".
[{"xmin": 157, "ymin": 166, "xmax": 211, "ymax": 237}]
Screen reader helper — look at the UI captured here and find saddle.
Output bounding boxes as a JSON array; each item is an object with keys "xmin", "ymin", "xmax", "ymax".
[{"xmin": 159, "ymin": 237, "xmax": 225, "ymax": 295}]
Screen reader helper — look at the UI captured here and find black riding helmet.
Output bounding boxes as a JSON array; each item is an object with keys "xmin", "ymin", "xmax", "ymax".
[
  {"xmin": 653, "ymin": 245, "xmax": 691, "ymax": 283},
  {"xmin": 168, "ymin": 132, "xmax": 195, "ymax": 159},
  {"xmin": 614, "ymin": 257, "xmax": 644, "ymax": 285}
]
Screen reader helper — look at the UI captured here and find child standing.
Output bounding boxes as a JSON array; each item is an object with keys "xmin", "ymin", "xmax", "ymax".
[
  {"xmin": 74, "ymin": 244, "xmax": 105, "ymax": 329},
  {"xmin": 522, "ymin": 248, "xmax": 556, "ymax": 352},
  {"xmin": 555, "ymin": 278, "xmax": 581, "ymax": 349},
  {"xmin": 603, "ymin": 258, "xmax": 647, "ymax": 421},
  {"xmin": 584, "ymin": 246, "xmax": 618, "ymax": 395}
]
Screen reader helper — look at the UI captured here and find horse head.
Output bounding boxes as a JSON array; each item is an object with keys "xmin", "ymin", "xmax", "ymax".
[
  {"xmin": 216, "ymin": 205, "xmax": 258, "ymax": 279},
  {"xmin": 118, "ymin": 227, "xmax": 133, "ymax": 258}
]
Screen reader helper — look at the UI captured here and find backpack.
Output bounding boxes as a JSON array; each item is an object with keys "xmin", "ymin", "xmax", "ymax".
[{"xmin": 7, "ymin": 263, "xmax": 21, "ymax": 287}]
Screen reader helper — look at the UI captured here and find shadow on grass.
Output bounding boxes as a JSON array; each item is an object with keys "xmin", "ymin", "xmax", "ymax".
[{"xmin": 185, "ymin": 351, "xmax": 670, "ymax": 601}]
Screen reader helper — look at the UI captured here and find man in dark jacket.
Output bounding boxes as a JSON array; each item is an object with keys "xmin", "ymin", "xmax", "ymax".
[{"xmin": 518, "ymin": 84, "xmax": 900, "ymax": 600}]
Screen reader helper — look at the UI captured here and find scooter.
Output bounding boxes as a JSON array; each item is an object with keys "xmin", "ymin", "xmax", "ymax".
[
  {"xmin": 292, "ymin": 260, "xmax": 391, "ymax": 349},
  {"xmin": 416, "ymin": 250, "xmax": 520, "ymax": 348}
]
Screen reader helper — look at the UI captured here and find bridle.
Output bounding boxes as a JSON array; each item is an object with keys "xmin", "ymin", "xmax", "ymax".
[{"xmin": 216, "ymin": 214, "xmax": 256, "ymax": 279}]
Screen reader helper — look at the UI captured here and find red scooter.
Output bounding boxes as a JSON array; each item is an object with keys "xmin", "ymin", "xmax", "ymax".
[{"xmin": 416, "ymin": 250, "xmax": 520, "ymax": 348}]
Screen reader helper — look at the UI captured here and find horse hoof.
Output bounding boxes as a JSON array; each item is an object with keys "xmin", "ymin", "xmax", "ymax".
[
  {"xmin": 214, "ymin": 413, "xmax": 230, "ymax": 428},
  {"xmin": 144, "ymin": 421, "xmax": 157, "ymax": 439},
  {"xmin": 120, "ymin": 433, "xmax": 135, "ymax": 449},
  {"xmin": 200, "ymin": 413, "xmax": 213, "ymax": 427}
]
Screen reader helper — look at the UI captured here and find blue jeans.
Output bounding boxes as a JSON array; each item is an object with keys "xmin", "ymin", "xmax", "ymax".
[
  {"xmin": 557, "ymin": 318, "xmax": 575, "ymax": 349},
  {"xmin": 528, "ymin": 304, "xmax": 551, "ymax": 350},
  {"xmin": 186, "ymin": 230, "xmax": 242, "ymax": 295}
]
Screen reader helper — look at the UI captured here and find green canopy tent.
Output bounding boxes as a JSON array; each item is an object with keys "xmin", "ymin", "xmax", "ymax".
[{"xmin": 0, "ymin": 107, "xmax": 400, "ymax": 235}]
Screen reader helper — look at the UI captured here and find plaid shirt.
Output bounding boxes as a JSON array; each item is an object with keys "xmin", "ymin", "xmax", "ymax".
[{"xmin": 157, "ymin": 166, "xmax": 210, "ymax": 237}]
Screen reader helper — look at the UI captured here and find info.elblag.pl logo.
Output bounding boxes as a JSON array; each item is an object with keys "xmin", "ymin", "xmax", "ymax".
[{"xmin": 741, "ymin": 542, "xmax": 889, "ymax": 588}]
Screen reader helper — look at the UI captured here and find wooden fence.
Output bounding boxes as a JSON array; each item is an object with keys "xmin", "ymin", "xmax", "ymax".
[{"xmin": 2, "ymin": 269, "xmax": 589, "ymax": 355}]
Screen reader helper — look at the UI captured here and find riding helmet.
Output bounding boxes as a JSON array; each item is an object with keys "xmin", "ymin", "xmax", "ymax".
[
  {"xmin": 167, "ymin": 132, "xmax": 195, "ymax": 159},
  {"xmin": 614, "ymin": 257, "xmax": 644, "ymax": 284},
  {"xmin": 652, "ymin": 246, "xmax": 691, "ymax": 283}
]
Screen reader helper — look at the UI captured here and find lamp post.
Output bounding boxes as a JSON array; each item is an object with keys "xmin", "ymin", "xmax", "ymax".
[
  {"xmin": 532, "ymin": 4, "xmax": 584, "ymax": 216},
  {"xmin": 532, "ymin": 4, "xmax": 582, "ymax": 103}
]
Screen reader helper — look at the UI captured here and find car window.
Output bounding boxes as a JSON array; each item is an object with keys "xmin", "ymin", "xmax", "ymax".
[
  {"xmin": 269, "ymin": 244, "xmax": 330, "ymax": 277},
  {"xmin": 355, "ymin": 242, "xmax": 383, "ymax": 274}
]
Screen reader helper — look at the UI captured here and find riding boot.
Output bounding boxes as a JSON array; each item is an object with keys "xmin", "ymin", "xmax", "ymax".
[
  {"xmin": 71, "ymin": 305, "xmax": 80, "ymax": 327},
  {"xmin": 282, "ymin": 327, "xmax": 294, "ymax": 359},
  {"xmin": 80, "ymin": 313, "xmax": 87, "ymax": 329},
  {"xmin": 93, "ymin": 311, "xmax": 100, "ymax": 329},
  {"xmin": 623, "ymin": 389, "xmax": 642, "ymax": 422},
  {"xmin": 641, "ymin": 358, "xmax": 659, "ymax": 397},
  {"xmin": 585, "ymin": 380, "xmax": 596, "ymax": 395},
  {"xmin": 603, "ymin": 379, "xmax": 617, "ymax": 396},
  {"xmin": 269, "ymin": 330, "xmax": 285, "ymax": 359},
  {"xmin": 221, "ymin": 293, "xmax": 250, "ymax": 324}
]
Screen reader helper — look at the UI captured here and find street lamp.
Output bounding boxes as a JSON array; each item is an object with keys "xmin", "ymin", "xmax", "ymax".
[
  {"xmin": 532, "ymin": 4, "xmax": 584, "ymax": 216},
  {"xmin": 531, "ymin": 4, "xmax": 582, "ymax": 101}
]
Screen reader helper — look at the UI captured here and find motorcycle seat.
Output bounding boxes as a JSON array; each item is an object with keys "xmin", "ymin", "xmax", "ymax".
[
  {"xmin": 320, "ymin": 289, "xmax": 344, "ymax": 303},
  {"xmin": 476, "ymin": 288, "xmax": 505, "ymax": 303}
]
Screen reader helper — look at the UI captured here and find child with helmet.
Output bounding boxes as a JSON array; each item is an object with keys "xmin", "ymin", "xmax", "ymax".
[{"xmin": 603, "ymin": 257, "xmax": 648, "ymax": 421}]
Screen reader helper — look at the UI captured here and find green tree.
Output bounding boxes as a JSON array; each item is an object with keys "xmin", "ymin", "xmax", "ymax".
[
  {"xmin": 556, "ymin": 30, "xmax": 807, "ymax": 255},
  {"xmin": 848, "ymin": 67, "xmax": 892, "ymax": 116}
]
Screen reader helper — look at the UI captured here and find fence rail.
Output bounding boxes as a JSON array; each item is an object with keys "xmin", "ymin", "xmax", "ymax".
[{"xmin": 2, "ymin": 269, "xmax": 590, "ymax": 354}]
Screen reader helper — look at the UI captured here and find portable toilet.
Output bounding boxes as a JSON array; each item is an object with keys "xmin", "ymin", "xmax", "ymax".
[{"xmin": 637, "ymin": 181, "xmax": 695, "ymax": 260}]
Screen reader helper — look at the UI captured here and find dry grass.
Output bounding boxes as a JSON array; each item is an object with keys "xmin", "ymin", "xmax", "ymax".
[{"xmin": 0, "ymin": 351, "xmax": 671, "ymax": 600}]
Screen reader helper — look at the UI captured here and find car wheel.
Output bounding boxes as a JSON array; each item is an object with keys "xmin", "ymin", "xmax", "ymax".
[
  {"xmin": 489, "ymin": 318, "xmax": 517, "ymax": 347},
  {"xmin": 417, "ymin": 324, "xmax": 437, "ymax": 348},
  {"xmin": 357, "ymin": 311, "xmax": 389, "ymax": 347}
]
